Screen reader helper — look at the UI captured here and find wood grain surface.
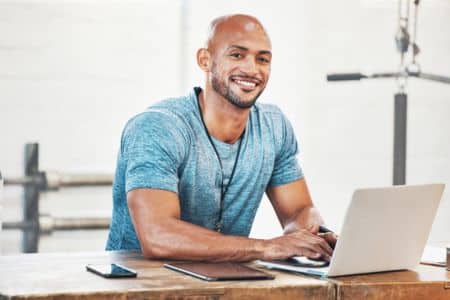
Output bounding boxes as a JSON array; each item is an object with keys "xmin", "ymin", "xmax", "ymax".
[
  {"xmin": 1, "ymin": 251, "xmax": 448, "ymax": 300},
  {"xmin": 0, "ymin": 251, "xmax": 333, "ymax": 300},
  {"xmin": 329, "ymin": 264, "xmax": 450, "ymax": 300}
]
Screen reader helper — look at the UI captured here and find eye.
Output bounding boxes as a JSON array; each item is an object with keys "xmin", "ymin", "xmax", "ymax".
[
  {"xmin": 229, "ymin": 52, "xmax": 242, "ymax": 59},
  {"xmin": 258, "ymin": 56, "xmax": 271, "ymax": 64}
]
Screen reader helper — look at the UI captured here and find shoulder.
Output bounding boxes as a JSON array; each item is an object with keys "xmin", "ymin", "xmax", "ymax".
[
  {"xmin": 120, "ymin": 94, "xmax": 198, "ymax": 157},
  {"xmin": 251, "ymin": 102, "xmax": 298, "ymax": 152},
  {"xmin": 253, "ymin": 102, "xmax": 288, "ymax": 120},
  {"xmin": 124, "ymin": 93, "xmax": 196, "ymax": 136},
  {"xmin": 253, "ymin": 102, "xmax": 283, "ymax": 114},
  {"xmin": 252, "ymin": 102, "xmax": 291, "ymax": 130},
  {"xmin": 149, "ymin": 94, "xmax": 197, "ymax": 119}
]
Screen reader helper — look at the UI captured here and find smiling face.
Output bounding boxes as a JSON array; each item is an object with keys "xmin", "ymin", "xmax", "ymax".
[{"xmin": 198, "ymin": 15, "xmax": 272, "ymax": 109}]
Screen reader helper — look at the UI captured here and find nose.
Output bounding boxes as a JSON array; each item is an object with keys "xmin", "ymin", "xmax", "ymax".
[{"xmin": 239, "ymin": 56, "xmax": 258, "ymax": 75}]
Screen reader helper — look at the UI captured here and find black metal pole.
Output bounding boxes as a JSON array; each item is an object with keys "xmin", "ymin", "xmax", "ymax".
[
  {"xmin": 393, "ymin": 93, "xmax": 407, "ymax": 185},
  {"xmin": 23, "ymin": 143, "xmax": 40, "ymax": 252}
]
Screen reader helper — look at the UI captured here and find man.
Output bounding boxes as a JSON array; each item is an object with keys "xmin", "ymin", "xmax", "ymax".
[{"xmin": 106, "ymin": 14, "xmax": 336, "ymax": 262}]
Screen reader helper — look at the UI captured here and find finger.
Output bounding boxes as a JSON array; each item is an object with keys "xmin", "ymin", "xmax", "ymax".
[
  {"xmin": 327, "ymin": 232, "xmax": 338, "ymax": 247},
  {"xmin": 319, "ymin": 232, "xmax": 338, "ymax": 248},
  {"xmin": 315, "ymin": 236, "xmax": 334, "ymax": 256},
  {"xmin": 298, "ymin": 235, "xmax": 332, "ymax": 258},
  {"xmin": 316, "ymin": 254, "xmax": 331, "ymax": 262},
  {"xmin": 300, "ymin": 248, "xmax": 322, "ymax": 259},
  {"xmin": 302, "ymin": 249, "xmax": 330, "ymax": 262},
  {"xmin": 291, "ymin": 230, "xmax": 333, "ymax": 257}
]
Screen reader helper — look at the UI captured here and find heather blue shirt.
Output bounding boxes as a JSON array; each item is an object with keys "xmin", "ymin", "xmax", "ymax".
[{"xmin": 106, "ymin": 87, "xmax": 303, "ymax": 250}]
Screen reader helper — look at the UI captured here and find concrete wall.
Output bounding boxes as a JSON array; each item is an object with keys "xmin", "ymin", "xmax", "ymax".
[{"xmin": 0, "ymin": 0, "xmax": 449, "ymax": 253}]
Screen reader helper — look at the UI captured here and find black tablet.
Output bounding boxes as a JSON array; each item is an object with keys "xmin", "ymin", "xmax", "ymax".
[{"xmin": 164, "ymin": 262, "xmax": 275, "ymax": 281}]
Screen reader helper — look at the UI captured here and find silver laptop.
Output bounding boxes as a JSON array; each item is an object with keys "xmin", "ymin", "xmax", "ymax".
[{"xmin": 257, "ymin": 184, "xmax": 445, "ymax": 277}]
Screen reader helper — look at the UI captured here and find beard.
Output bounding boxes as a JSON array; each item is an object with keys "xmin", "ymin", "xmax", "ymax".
[{"xmin": 211, "ymin": 65, "xmax": 263, "ymax": 109}]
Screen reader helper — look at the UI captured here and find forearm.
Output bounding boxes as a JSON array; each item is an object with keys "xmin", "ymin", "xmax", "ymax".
[
  {"xmin": 283, "ymin": 205, "xmax": 325, "ymax": 235},
  {"xmin": 266, "ymin": 179, "xmax": 324, "ymax": 234},
  {"xmin": 137, "ymin": 217, "xmax": 266, "ymax": 262}
]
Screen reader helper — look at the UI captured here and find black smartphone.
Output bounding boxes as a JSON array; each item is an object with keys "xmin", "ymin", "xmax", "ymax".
[{"xmin": 86, "ymin": 263, "xmax": 137, "ymax": 278}]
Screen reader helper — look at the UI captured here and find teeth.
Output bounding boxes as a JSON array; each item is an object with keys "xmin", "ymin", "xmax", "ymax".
[{"xmin": 236, "ymin": 80, "xmax": 256, "ymax": 88}]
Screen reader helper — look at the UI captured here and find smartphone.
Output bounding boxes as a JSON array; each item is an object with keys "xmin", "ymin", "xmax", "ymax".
[{"xmin": 86, "ymin": 263, "xmax": 137, "ymax": 278}]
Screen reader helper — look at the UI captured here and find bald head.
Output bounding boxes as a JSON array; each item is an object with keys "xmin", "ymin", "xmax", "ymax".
[
  {"xmin": 205, "ymin": 14, "xmax": 271, "ymax": 51},
  {"xmin": 196, "ymin": 14, "xmax": 272, "ymax": 110}
]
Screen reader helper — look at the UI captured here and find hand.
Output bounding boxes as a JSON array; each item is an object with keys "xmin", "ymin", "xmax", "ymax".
[
  {"xmin": 318, "ymin": 232, "xmax": 338, "ymax": 249},
  {"xmin": 263, "ymin": 229, "xmax": 334, "ymax": 261}
]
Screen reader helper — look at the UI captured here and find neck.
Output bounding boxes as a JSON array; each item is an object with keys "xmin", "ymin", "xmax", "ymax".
[{"xmin": 198, "ymin": 89, "xmax": 250, "ymax": 144}]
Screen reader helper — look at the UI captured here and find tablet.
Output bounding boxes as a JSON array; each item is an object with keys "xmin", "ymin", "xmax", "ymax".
[{"xmin": 164, "ymin": 262, "xmax": 275, "ymax": 281}]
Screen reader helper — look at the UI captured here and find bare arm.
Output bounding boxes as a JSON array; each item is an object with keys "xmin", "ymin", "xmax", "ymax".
[
  {"xmin": 266, "ymin": 178, "xmax": 336, "ymax": 260},
  {"xmin": 128, "ymin": 187, "xmax": 334, "ymax": 262},
  {"xmin": 128, "ymin": 188, "xmax": 268, "ymax": 262},
  {"xmin": 267, "ymin": 178, "xmax": 322, "ymax": 233}
]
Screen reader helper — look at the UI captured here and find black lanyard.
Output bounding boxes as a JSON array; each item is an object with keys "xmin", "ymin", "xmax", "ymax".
[{"xmin": 196, "ymin": 98, "xmax": 244, "ymax": 232}]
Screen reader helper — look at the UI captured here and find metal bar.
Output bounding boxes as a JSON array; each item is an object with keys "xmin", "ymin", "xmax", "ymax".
[
  {"xmin": 326, "ymin": 71, "xmax": 450, "ymax": 84},
  {"xmin": 369, "ymin": 72, "xmax": 401, "ymax": 79},
  {"xmin": 23, "ymin": 143, "xmax": 40, "ymax": 252},
  {"xmin": 57, "ymin": 173, "xmax": 113, "ymax": 187},
  {"xmin": 327, "ymin": 73, "xmax": 367, "ymax": 81},
  {"xmin": 52, "ymin": 217, "xmax": 110, "ymax": 230},
  {"xmin": 327, "ymin": 72, "xmax": 401, "ymax": 82},
  {"xmin": 413, "ymin": 72, "xmax": 450, "ymax": 84},
  {"xmin": 393, "ymin": 93, "xmax": 407, "ymax": 185},
  {"xmin": 4, "ymin": 176, "xmax": 41, "ymax": 186},
  {"xmin": 2, "ymin": 221, "xmax": 33, "ymax": 230},
  {"xmin": 4, "ymin": 173, "xmax": 112, "ymax": 188},
  {"xmin": 3, "ymin": 217, "xmax": 110, "ymax": 232}
]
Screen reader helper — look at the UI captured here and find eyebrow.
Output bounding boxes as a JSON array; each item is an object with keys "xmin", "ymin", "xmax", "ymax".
[{"xmin": 228, "ymin": 45, "xmax": 272, "ymax": 56}]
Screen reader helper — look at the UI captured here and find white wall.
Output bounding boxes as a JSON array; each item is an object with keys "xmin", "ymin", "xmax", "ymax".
[
  {"xmin": 298, "ymin": 0, "xmax": 450, "ymax": 242},
  {"xmin": 0, "ymin": 0, "xmax": 184, "ymax": 252},
  {"xmin": 0, "ymin": 0, "xmax": 449, "ymax": 253}
]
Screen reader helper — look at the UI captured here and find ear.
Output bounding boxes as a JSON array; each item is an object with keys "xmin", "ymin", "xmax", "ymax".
[{"xmin": 197, "ymin": 48, "xmax": 211, "ymax": 72}]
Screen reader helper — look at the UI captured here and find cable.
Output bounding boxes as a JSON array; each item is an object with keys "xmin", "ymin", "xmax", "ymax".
[
  {"xmin": 407, "ymin": 0, "xmax": 421, "ymax": 75},
  {"xmin": 396, "ymin": 0, "xmax": 412, "ymax": 92}
]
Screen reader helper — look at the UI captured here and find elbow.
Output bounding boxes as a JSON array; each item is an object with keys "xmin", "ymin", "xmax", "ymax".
[
  {"xmin": 141, "ymin": 240, "xmax": 170, "ymax": 259},
  {"xmin": 139, "ymin": 228, "xmax": 175, "ymax": 259},
  {"xmin": 141, "ymin": 246, "xmax": 163, "ymax": 259}
]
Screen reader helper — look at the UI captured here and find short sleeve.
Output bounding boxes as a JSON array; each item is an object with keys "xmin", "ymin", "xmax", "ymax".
[
  {"xmin": 121, "ymin": 111, "xmax": 187, "ymax": 194},
  {"xmin": 268, "ymin": 111, "xmax": 304, "ymax": 187}
]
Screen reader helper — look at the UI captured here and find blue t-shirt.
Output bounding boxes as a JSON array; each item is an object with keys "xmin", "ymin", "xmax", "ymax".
[{"xmin": 106, "ymin": 87, "xmax": 303, "ymax": 250}]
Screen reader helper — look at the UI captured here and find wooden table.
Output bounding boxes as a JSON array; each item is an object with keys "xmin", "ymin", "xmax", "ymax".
[
  {"xmin": 0, "ymin": 251, "xmax": 448, "ymax": 300},
  {"xmin": 0, "ymin": 251, "xmax": 333, "ymax": 300},
  {"xmin": 329, "ymin": 264, "xmax": 450, "ymax": 300}
]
